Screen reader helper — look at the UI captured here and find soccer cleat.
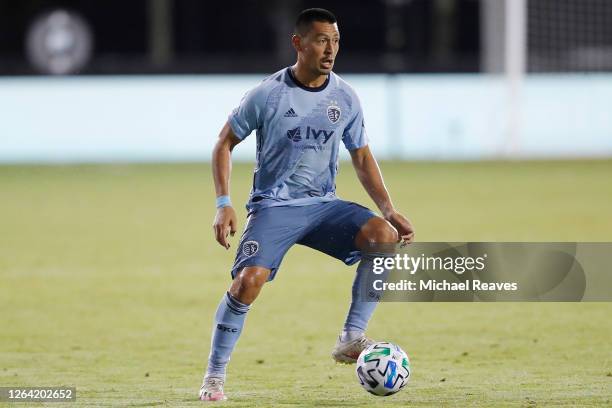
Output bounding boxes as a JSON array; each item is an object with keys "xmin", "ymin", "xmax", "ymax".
[
  {"xmin": 199, "ymin": 376, "xmax": 227, "ymax": 402},
  {"xmin": 332, "ymin": 334, "xmax": 376, "ymax": 364}
]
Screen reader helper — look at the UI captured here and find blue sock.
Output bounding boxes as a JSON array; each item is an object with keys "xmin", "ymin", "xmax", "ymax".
[
  {"xmin": 343, "ymin": 254, "xmax": 389, "ymax": 337},
  {"xmin": 206, "ymin": 292, "xmax": 250, "ymax": 378}
]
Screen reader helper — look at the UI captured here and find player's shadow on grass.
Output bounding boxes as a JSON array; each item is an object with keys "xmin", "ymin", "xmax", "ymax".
[
  {"xmin": 283, "ymin": 399, "xmax": 358, "ymax": 407},
  {"xmin": 126, "ymin": 401, "xmax": 166, "ymax": 407}
]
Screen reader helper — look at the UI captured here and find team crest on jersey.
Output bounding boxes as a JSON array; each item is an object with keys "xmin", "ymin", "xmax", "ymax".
[
  {"xmin": 327, "ymin": 101, "xmax": 341, "ymax": 124},
  {"xmin": 242, "ymin": 240, "xmax": 259, "ymax": 257}
]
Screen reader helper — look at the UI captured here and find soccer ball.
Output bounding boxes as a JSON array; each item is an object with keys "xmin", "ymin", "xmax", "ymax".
[{"xmin": 355, "ymin": 341, "xmax": 411, "ymax": 396}]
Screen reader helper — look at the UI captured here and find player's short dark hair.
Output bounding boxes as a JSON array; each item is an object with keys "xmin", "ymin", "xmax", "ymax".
[{"xmin": 295, "ymin": 8, "xmax": 337, "ymax": 36}]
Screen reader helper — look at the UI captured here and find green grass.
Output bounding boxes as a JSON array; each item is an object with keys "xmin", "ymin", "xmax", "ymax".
[{"xmin": 1, "ymin": 160, "xmax": 611, "ymax": 407}]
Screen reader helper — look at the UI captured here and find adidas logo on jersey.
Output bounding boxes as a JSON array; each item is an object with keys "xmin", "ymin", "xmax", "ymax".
[{"xmin": 284, "ymin": 108, "xmax": 298, "ymax": 117}]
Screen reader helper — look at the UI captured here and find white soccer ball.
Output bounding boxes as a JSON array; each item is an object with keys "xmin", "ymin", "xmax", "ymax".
[{"xmin": 355, "ymin": 341, "xmax": 411, "ymax": 396}]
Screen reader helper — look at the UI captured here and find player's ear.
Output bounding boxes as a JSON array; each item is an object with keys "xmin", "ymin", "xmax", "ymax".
[{"xmin": 291, "ymin": 34, "xmax": 302, "ymax": 52}]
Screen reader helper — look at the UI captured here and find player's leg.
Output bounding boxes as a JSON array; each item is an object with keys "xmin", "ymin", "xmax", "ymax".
[
  {"xmin": 206, "ymin": 266, "xmax": 271, "ymax": 376},
  {"xmin": 296, "ymin": 201, "xmax": 398, "ymax": 363},
  {"xmin": 200, "ymin": 206, "xmax": 307, "ymax": 401},
  {"xmin": 332, "ymin": 216, "xmax": 398, "ymax": 362},
  {"xmin": 200, "ymin": 266, "xmax": 270, "ymax": 401},
  {"xmin": 342, "ymin": 217, "xmax": 398, "ymax": 337}
]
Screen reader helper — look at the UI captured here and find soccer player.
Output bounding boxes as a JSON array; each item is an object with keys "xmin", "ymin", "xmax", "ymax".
[{"xmin": 199, "ymin": 8, "xmax": 414, "ymax": 401}]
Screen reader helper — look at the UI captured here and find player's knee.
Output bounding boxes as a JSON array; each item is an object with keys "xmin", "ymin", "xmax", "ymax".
[
  {"xmin": 230, "ymin": 267, "xmax": 270, "ymax": 304},
  {"xmin": 237, "ymin": 267, "xmax": 269, "ymax": 289},
  {"xmin": 372, "ymin": 222, "xmax": 399, "ymax": 244},
  {"xmin": 358, "ymin": 217, "xmax": 398, "ymax": 247}
]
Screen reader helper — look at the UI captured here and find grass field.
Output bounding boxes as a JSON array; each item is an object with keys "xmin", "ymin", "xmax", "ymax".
[{"xmin": 1, "ymin": 160, "xmax": 611, "ymax": 407}]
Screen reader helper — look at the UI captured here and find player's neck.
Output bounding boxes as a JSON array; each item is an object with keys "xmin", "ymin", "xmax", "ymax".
[{"xmin": 291, "ymin": 64, "xmax": 328, "ymax": 88}]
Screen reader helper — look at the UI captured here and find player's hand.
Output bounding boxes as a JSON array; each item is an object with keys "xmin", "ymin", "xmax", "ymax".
[
  {"xmin": 213, "ymin": 206, "xmax": 237, "ymax": 249},
  {"xmin": 384, "ymin": 210, "xmax": 415, "ymax": 244}
]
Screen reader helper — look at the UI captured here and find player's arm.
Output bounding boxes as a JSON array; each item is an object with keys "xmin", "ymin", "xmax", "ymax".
[
  {"xmin": 349, "ymin": 145, "xmax": 415, "ymax": 243},
  {"xmin": 212, "ymin": 122, "xmax": 242, "ymax": 249}
]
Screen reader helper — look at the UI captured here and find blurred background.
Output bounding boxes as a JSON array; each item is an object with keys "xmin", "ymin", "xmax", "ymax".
[
  {"xmin": 2, "ymin": 3, "xmax": 611, "ymax": 406},
  {"xmin": 1, "ymin": 0, "xmax": 611, "ymax": 162}
]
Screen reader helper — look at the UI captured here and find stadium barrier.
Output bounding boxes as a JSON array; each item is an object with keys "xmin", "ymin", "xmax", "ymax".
[{"xmin": 1, "ymin": 74, "xmax": 611, "ymax": 162}]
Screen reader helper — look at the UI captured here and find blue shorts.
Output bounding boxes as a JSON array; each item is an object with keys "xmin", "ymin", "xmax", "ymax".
[{"xmin": 231, "ymin": 199, "xmax": 377, "ymax": 281}]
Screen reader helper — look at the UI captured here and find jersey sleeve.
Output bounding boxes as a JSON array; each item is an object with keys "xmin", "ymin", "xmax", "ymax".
[
  {"xmin": 341, "ymin": 93, "xmax": 369, "ymax": 151},
  {"xmin": 228, "ymin": 85, "xmax": 268, "ymax": 140}
]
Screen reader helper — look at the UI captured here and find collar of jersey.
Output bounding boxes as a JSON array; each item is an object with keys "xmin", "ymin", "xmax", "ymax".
[{"xmin": 287, "ymin": 67, "xmax": 330, "ymax": 92}]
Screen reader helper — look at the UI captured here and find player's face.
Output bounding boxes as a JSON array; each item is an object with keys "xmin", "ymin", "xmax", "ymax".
[{"xmin": 299, "ymin": 21, "xmax": 340, "ymax": 75}]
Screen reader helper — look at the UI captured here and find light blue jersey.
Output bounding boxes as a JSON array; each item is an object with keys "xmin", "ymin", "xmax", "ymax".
[{"xmin": 228, "ymin": 67, "xmax": 368, "ymax": 212}]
